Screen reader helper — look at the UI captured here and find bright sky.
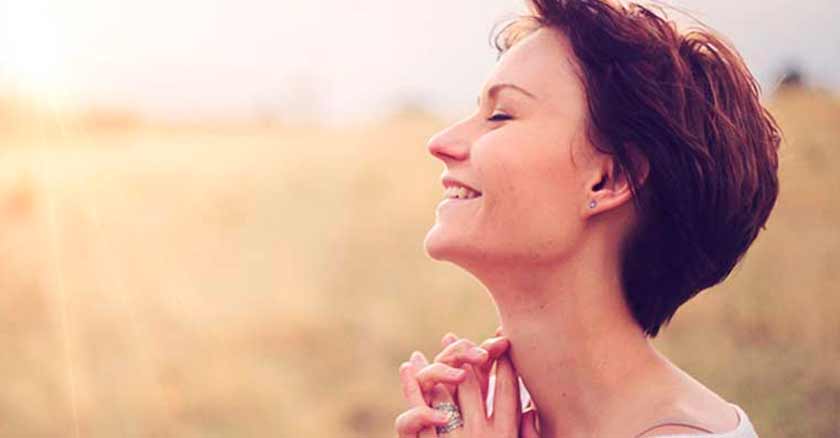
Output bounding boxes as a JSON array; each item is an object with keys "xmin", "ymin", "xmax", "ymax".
[{"xmin": 0, "ymin": 0, "xmax": 837, "ymax": 124}]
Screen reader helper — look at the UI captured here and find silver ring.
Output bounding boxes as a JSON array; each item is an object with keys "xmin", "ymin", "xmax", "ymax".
[{"xmin": 433, "ymin": 402, "xmax": 464, "ymax": 434}]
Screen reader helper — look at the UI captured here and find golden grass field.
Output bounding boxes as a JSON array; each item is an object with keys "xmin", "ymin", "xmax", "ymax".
[{"xmin": 0, "ymin": 86, "xmax": 837, "ymax": 437}]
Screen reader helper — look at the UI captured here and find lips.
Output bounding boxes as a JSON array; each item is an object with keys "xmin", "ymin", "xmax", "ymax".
[
  {"xmin": 437, "ymin": 194, "xmax": 481, "ymax": 211},
  {"xmin": 441, "ymin": 175, "xmax": 482, "ymax": 195}
]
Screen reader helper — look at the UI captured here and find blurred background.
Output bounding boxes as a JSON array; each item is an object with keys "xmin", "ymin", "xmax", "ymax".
[{"xmin": 0, "ymin": 0, "xmax": 837, "ymax": 436}]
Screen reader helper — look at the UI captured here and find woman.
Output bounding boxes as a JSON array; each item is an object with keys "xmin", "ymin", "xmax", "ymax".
[{"xmin": 394, "ymin": 0, "xmax": 780, "ymax": 437}]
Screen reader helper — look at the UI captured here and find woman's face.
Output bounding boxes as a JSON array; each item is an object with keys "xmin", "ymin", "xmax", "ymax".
[{"xmin": 423, "ymin": 27, "xmax": 601, "ymax": 269}]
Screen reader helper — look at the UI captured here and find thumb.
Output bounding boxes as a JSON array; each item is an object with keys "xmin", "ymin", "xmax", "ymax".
[{"xmin": 520, "ymin": 408, "xmax": 540, "ymax": 438}]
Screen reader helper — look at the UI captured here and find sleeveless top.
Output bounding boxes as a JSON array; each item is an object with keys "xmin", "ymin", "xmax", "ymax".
[
  {"xmin": 486, "ymin": 376, "xmax": 759, "ymax": 437},
  {"xmin": 636, "ymin": 402, "xmax": 759, "ymax": 438}
]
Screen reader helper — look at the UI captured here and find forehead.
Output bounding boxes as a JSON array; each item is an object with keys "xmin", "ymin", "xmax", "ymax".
[{"xmin": 485, "ymin": 27, "xmax": 584, "ymax": 103}]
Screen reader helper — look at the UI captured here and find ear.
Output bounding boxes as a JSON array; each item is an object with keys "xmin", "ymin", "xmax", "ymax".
[{"xmin": 583, "ymin": 148, "xmax": 648, "ymax": 218}]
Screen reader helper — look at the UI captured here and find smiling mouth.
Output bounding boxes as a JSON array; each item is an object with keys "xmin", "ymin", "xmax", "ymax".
[{"xmin": 442, "ymin": 186, "xmax": 482, "ymax": 200}]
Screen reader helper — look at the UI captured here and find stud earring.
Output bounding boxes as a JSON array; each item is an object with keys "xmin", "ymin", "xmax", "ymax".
[{"xmin": 588, "ymin": 200, "xmax": 597, "ymax": 209}]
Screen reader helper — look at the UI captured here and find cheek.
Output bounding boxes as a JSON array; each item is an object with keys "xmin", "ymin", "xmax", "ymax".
[
  {"xmin": 535, "ymin": 157, "xmax": 579, "ymax": 213},
  {"xmin": 476, "ymin": 134, "xmax": 581, "ymax": 240},
  {"xmin": 482, "ymin": 132, "xmax": 576, "ymax": 205}
]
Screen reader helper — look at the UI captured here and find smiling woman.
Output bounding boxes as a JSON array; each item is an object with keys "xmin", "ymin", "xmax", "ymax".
[{"xmin": 396, "ymin": 0, "xmax": 779, "ymax": 437}]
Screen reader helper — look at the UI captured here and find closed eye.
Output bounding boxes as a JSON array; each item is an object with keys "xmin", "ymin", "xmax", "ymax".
[{"xmin": 487, "ymin": 113, "xmax": 512, "ymax": 122}]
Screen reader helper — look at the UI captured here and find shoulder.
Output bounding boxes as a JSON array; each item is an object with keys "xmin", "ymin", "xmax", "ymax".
[
  {"xmin": 637, "ymin": 423, "xmax": 717, "ymax": 437},
  {"xmin": 635, "ymin": 398, "xmax": 740, "ymax": 437},
  {"xmin": 627, "ymin": 354, "xmax": 745, "ymax": 437}
]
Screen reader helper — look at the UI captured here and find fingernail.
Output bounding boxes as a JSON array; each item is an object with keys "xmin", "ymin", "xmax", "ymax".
[
  {"xmin": 435, "ymin": 411, "xmax": 450, "ymax": 422},
  {"xmin": 484, "ymin": 336, "xmax": 505, "ymax": 345}
]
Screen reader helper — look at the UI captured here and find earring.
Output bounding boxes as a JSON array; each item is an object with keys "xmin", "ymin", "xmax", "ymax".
[{"xmin": 588, "ymin": 200, "xmax": 597, "ymax": 209}]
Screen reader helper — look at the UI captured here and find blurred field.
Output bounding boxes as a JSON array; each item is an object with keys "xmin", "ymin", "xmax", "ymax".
[{"xmin": 0, "ymin": 86, "xmax": 837, "ymax": 437}]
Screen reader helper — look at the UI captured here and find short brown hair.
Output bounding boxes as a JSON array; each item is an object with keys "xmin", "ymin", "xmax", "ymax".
[{"xmin": 492, "ymin": 0, "xmax": 783, "ymax": 337}]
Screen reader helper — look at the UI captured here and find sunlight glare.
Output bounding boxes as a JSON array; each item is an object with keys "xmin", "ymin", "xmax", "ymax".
[{"xmin": 2, "ymin": 1, "xmax": 70, "ymax": 103}]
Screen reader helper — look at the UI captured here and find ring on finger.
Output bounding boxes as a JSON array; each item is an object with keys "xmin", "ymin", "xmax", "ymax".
[{"xmin": 433, "ymin": 402, "xmax": 464, "ymax": 434}]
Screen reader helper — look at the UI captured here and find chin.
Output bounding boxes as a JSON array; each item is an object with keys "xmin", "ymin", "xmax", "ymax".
[
  {"xmin": 423, "ymin": 226, "xmax": 476, "ymax": 264},
  {"xmin": 423, "ymin": 226, "xmax": 450, "ymax": 261}
]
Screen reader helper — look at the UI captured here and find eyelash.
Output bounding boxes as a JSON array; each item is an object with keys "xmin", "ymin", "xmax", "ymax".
[{"xmin": 486, "ymin": 113, "xmax": 512, "ymax": 122}]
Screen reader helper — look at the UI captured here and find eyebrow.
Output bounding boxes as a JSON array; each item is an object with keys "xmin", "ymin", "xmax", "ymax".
[{"xmin": 476, "ymin": 83, "xmax": 537, "ymax": 107}]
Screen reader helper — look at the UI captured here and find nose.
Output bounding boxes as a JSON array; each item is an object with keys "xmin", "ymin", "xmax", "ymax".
[{"xmin": 426, "ymin": 123, "xmax": 471, "ymax": 163}]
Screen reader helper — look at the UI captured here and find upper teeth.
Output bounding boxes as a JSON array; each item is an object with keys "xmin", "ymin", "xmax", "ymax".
[{"xmin": 444, "ymin": 185, "xmax": 481, "ymax": 199}]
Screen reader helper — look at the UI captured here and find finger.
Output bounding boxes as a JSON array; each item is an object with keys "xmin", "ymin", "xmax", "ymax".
[
  {"xmin": 411, "ymin": 350, "xmax": 430, "ymax": 369},
  {"xmin": 439, "ymin": 334, "xmax": 461, "ymax": 398},
  {"xmin": 406, "ymin": 356, "xmax": 442, "ymax": 438},
  {"xmin": 491, "ymin": 353, "xmax": 521, "ymax": 432},
  {"xmin": 441, "ymin": 332, "xmax": 459, "ymax": 347},
  {"xmin": 433, "ymin": 338, "xmax": 491, "ymax": 405},
  {"xmin": 395, "ymin": 405, "xmax": 451, "ymax": 438},
  {"xmin": 415, "ymin": 363, "xmax": 467, "ymax": 392},
  {"xmin": 456, "ymin": 364, "xmax": 486, "ymax": 430},
  {"xmin": 427, "ymin": 383, "xmax": 459, "ymax": 438},
  {"xmin": 477, "ymin": 336, "xmax": 510, "ymax": 375},
  {"xmin": 478, "ymin": 336, "xmax": 510, "ymax": 360},
  {"xmin": 520, "ymin": 408, "xmax": 540, "ymax": 438},
  {"xmin": 474, "ymin": 337, "xmax": 510, "ymax": 401},
  {"xmin": 411, "ymin": 351, "xmax": 462, "ymax": 408},
  {"xmin": 399, "ymin": 362, "xmax": 427, "ymax": 407},
  {"xmin": 434, "ymin": 339, "xmax": 488, "ymax": 368},
  {"xmin": 495, "ymin": 326, "xmax": 504, "ymax": 336},
  {"xmin": 399, "ymin": 362, "xmax": 441, "ymax": 438}
]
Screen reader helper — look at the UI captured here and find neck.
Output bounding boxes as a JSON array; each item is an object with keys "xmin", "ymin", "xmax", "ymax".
[{"xmin": 475, "ymin": 238, "xmax": 672, "ymax": 437}]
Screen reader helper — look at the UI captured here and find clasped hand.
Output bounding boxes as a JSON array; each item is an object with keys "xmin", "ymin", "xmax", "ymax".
[{"xmin": 394, "ymin": 328, "xmax": 540, "ymax": 437}]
